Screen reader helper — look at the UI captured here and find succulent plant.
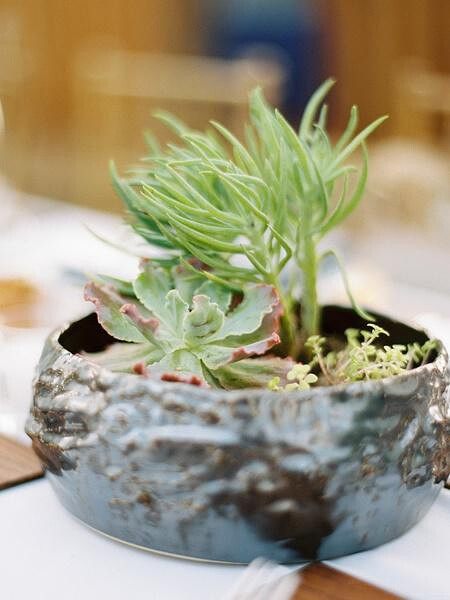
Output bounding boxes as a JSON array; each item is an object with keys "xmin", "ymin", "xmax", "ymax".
[
  {"xmin": 303, "ymin": 326, "xmax": 436, "ymax": 385},
  {"xmin": 85, "ymin": 262, "xmax": 294, "ymax": 388},
  {"xmin": 84, "ymin": 79, "xmax": 432, "ymax": 389},
  {"xmin": 111, "ymin": 78, "xmax": 387, "ymax": 353}
]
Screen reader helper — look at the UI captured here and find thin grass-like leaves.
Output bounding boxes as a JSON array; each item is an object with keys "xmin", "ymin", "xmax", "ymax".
[{"xmin": 111, "ymin": 79, "xmax": 387, "ymax": 341}]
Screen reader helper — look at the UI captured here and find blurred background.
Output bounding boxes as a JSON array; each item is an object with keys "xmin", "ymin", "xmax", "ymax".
[
  {"xmin": 0, "ymin": 0, "xmax": 449, "ymax": 438},
  {"xmin": 0, "ymin": 0, "xmax": 448, "ymax": 208}
]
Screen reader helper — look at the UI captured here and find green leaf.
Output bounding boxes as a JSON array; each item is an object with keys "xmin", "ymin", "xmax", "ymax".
[
  {"xmin": 275, "ymin": 109, "xmax": 314, "ymax": 183},
  {"xmin": 84, "ymin": 281, "xmax": 148, "ymax": 343},
  {"xmin": 210, "ymin": 119, "xmax": 260, "ymax": 176},
  {"xmin": 315, "ymin": 173, "xmax": 349, "ymax": 236},
  {"xmin": 329, "ymin": 115, "xmax": 388, "ymax": 172},
  {"xmin": 213, "ymin": 172, "xmax": 269, "ymax": 224},
  {"xmin": 208, "ymin": 284, "xmax": 280, "ymax": 341},
  {"xmin": 142, "ymin": 184, "xmax": 219, "ymax": 221},
  {"xmin": 165, "ymin": 211, "xmax": 241, "ymax": 253},
  {"xmin": 172, "ymin": 262, "xmax": 206, "ymax": 304},
  {"xmin": 143, "ymin": 130, "xmax": 161, "ymax": 155},
  {"xmin": 85, "ymin": 225, "xmax": 157, "ymax": 259},
  {"xmin": 93, "ymin": 274, "xmax": 135, "ymax": 297},
  {"xmin": 182, "ymin": 132, "xmax": 224, "ymax": 161},
  {"xmin": 192, "ymin": 284, "xmax": 282, "ymax": 369},
  {"xmin": 196, "ymin": 281, "xmax": 232, "ymax": 312},
  {"xmin": 183, "ymin": 295, "xmax": 225, "ymax": 345},
  {"xmin": 118, "ymin": 302, "xmax": 165, "ymax": 347},
  {"xmin": 192, "ymin": 267, "xmax": 246, "ymax": 291},
  {"xmin": 130, "ymin": 225, "xmax": 173, "ymax": 249},
  {"xmin": 133, "ymin": 263, "xmax": 189, "ymax": 341},
  {"xmin": 153, "ymin": 110, "xmax": 191, "ymax": 136},
  {"xmin": 299, "ymin": 77, "xmax": 335, "ymax": 139},
  {"xmin": 316, "ymin": 103, "xmax": 329, "ymax": 133},
  {"xmin": 83, "ymin": 342, "xmax": 163, "ymax": 372},
  {"xmin": 149, "ymin": 349, "xmax": 207, "ymax": 386},
  {"xmin": 214, "ymin": 356, "xmax": 295, "ymax": 389},
  {"xmin": 319, "ymin": 143, "xmax": 368, "ymax": 236},
  {"xmin": 110, "ymin": 161, "xmax": 145, "ymax": 214},
  {"xmin": 197, "ymin": 331, "xmax": 280, "ymax": 370},
  {"xmin": 320, "ymin": 249, "xmax": 375, "ymax": 322},
  {"xmin": 334, "ymin": 105, "xmax": 358, "ymax": 155},
  {"xmin": 164, "ymin": 209, "xmax": 238, "ymax": 240},
  {"xmin": 133, "ymin": 264, "xmax": 172, "ymax": 321},
  {"xmin": 166, "ymin": 289, "xmax": 190, "ymax": 333}
]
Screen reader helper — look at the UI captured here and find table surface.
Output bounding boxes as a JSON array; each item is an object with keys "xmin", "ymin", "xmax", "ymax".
[
  {"xmin": 0, "ymin": 435, "xmax": 42, "ymax": 489},
  {"xmin": 1, "ymin": 186, "xmax": 449, "ymax": 599},
  {"xmin": 0, "ymin": 478, "xmax": 448, "ymax": 600}
]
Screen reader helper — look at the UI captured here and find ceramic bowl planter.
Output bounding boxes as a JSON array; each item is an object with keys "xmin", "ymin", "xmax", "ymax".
[{"xmin": 26, "ymin": 306, "xmax": 449, "ymax": 564}]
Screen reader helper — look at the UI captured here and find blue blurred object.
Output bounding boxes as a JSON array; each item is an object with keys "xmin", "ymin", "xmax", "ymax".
[{"xmin": 204, "ymin": 0, "xmax": 324, "ymax": 119}]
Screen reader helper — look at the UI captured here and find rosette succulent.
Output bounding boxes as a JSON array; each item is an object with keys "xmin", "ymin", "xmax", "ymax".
[{"xmin": 85, "ymin": 262, "xmax": 294, "ymax": 388}]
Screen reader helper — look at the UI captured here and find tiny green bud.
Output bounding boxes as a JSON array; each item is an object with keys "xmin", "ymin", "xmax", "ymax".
[{"xmin": 268, "ymin": 376, "xmax": 281, "ymax": 391}]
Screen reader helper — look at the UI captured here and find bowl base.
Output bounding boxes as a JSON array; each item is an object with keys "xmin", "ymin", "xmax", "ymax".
[{"xmin": 77, "ymin": 515, "xmax": 249, "ymax": 565}]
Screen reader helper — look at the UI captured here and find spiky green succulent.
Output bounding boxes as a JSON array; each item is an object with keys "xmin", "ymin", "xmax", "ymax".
[{"xmin": 111, "ymin": 78, "xmax": 387, "ymax": 353}]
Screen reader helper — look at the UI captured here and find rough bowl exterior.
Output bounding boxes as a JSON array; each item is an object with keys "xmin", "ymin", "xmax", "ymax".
[{"xmin": 26, "ymin": 307, "xmax": 449, "ymax": 564}]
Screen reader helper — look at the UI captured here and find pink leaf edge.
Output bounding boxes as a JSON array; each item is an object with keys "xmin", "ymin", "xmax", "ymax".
[
  {"xmin": 131, "ymin": 360, "xmax": 208, "ymax": 387},
  {"xmin": 120, "ymin": 303, "xmax": 160, "ymax": 332}
]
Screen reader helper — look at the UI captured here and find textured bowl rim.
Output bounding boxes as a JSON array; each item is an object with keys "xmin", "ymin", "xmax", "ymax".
[{"xmin": 48, "ymin": 306, "xmax": 448, "ymax": 402}]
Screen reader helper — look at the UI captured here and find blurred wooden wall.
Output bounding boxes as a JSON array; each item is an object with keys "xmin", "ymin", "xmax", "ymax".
[
  {"xmin": 0, "ymin": 0, "xmax": 448, "ymax": 209},
  {"xmin": 0, "ymin": 0, "xmax": 202, "ymax": 132},
  {"xmin": 322, "ymin": 0, "xmax": 449, "ymax": 135},
  {"xmin": 0, "ymin": 0, "xmax": 203, "ymax": 204}
]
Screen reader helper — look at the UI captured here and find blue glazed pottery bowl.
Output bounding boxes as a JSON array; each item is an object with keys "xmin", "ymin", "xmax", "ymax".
[{"xmin": 26, "ymin": 306, "xmax": 449, "ymax": 563}]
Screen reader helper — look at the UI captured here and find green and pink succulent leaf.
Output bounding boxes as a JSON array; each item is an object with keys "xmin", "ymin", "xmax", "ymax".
[
  {"xmin": 119, "ymin": 302, "xmax": 166, "ymax": 348},
  {"xmin": 206, "ymin": 284, "xmax": 280, "ymax": 341},
  {"xmin": 214, "ymin": 356, "xmax": 296, "ymax": 390},
  {"xmin": 195, "ymin": 280, "xmax": 232, "ymax": 312},
  {"xmin": 132, "ymin": 262, "xmax": 174, "ymax": 329},
  {"xmin": 171, "ymin": 261, "xmax": 208, "ymax": 304},
  {"xmin": 184, "ymin": 284, "xmax": 282, "ymax": 369},
  {"xmin": 146, "ymin": 349, "xmax": 207, "ymax": 386},
  {"xmin": 183, "ymin": 295, "xmax": 225, "ymax": 345},
  {"xmin": 84, "ymin": 281, "xmax": 148, "ymax": 344},
  {"xmin": 85, "ymin": 268, "xmax": 291, "ymax": 388},
  {"xmin": 82, "ymin": 342, "xmax": 164, "ymax": 372}
]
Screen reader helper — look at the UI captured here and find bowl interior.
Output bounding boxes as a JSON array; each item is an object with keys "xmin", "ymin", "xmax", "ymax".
[{"xmin": 59, "ymin": 305, "xmax": 432, "ymax": 357}]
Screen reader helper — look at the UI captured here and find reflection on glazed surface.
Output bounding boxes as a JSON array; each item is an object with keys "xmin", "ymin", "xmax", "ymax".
[{"xmin": 26, "ymin": 310, "xmax": 449, "ymax": 563}]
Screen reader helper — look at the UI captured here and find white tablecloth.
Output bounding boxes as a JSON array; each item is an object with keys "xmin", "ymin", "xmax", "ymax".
[{"xmin": 0, "ymin": 479, "xmax": 448, "ymax": 600}]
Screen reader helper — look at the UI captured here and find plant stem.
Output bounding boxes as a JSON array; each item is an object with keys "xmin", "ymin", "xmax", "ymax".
[
  {"xmin": 252, "ymin": 230, "xmax": 298, "ymax": 357},
  {"xmin": 266, "ymin": 271, "xmax": 297, "ymax": 357},
  {"xmin": 314, "ymin": 348, "xmax": 334, "ymax": 385},
  {"xmin": 301, "ymin": 233, "xmax": 320, "ymax": 337}
]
